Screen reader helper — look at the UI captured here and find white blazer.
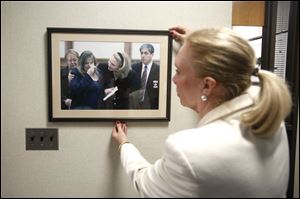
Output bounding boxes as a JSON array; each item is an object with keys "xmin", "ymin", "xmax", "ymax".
[{"xmin": 120, "ymin": 86, "xmax": 289, "ymax": 197}]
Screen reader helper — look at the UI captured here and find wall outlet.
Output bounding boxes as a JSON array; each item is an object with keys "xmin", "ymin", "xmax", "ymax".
[{"xmin": 26, "ymin": 128, "xmax": 58, "ymax": 150}]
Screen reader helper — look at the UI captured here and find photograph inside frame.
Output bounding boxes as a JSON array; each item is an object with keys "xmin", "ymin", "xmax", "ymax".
[{"xmin": 48, "ymin": 28, "xmax": 172, "ymax": 120}]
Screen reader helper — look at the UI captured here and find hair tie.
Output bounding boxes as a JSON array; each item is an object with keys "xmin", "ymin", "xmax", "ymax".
[
  {"xmin": 117, "ymin": 52, "xmax": 124, "ymax": 67},
  {"xmin": 252, "ymin": 67, "xmax": 259, "ymax": 76}
]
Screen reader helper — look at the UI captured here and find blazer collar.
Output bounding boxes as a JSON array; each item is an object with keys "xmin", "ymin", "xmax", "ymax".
[{"xmin": 198, "ymin": 85, "xmax": 260, "ymax": 127}]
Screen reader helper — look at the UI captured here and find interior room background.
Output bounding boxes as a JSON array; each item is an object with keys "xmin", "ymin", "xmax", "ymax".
[{"xmin": 2, "ymin": 1, "xmax": 298, "ymax": 198}]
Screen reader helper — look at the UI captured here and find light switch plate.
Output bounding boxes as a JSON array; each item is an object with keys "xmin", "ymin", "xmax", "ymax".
[{"xmin": 26, "ymin": 128, "xmax": 58, "ymax": 150}]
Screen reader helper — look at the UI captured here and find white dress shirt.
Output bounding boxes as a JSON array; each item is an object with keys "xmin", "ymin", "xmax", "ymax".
[
  {"xmin": 120, "ymin": 85, "xmax": 289, "ymax": 197},
  {"xmin": 141, "ymin": 62, "xmax": 152, "ymax": 84}
]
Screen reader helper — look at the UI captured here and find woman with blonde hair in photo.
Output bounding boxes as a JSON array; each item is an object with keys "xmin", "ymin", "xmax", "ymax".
[{"xmin": 98, "ymin": 52, "xmax": 139, "ymax": 109}]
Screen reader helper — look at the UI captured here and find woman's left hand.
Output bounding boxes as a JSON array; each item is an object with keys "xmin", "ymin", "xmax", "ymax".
[{"xmin": 111, "ymin": 121, "xmax": 128, "ymax": 145}]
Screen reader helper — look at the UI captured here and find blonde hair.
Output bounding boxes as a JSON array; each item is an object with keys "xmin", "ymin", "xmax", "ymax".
[
  {"xmin": 64, "ymin": 49, "xmax": 79, "ymax": 60},
  {"xmin": 241, "ymin": 71, "xmax": 292, "ymax": 136},
  {"xmin": 113, "ymin": 52, "xmax": 131, "ymax": 79},
  {"xmin": 186, "ymin": 27, "xmax": 292, "ymax": 136}
]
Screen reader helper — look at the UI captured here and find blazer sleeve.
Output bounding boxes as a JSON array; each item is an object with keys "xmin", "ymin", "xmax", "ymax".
[
  {"xmin": 69, "ymin": 69, "xmax": 94, "ymax": 96},
  {"xmin": 120, "ymin": 140, "xmax": 198, "ymax": 198}
]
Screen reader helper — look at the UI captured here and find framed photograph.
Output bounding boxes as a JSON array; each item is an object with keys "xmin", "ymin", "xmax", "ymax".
[{"xmin": 47, "ymin": 27, "xmax": 172, "ymax": 121}]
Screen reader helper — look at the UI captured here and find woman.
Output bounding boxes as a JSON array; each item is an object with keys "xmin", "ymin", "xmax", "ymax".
[
  {"xmin": 60, "ymin": 49, "xmax": 79, "ymax": 109},
  {"xmin": 98, "ymin": 52, "xmax": 138, "ymax": 109},
  {"xmin": 69, "ymin": 50, "xmax": 104, "ymax": 109},
  {"xmin": 111, "ymin": 27, "xmax": 292, "ymax": 197}
]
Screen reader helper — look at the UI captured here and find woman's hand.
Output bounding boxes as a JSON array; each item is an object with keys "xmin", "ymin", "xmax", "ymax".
[
  {"xmin": 68, "ymin": 72, "xmax": 75, "ymax": 82},
  {"xmin": 64, "ymin": 99, "xmax": 72, "ymax": 109},
  {"xmin": 104, "ymin": 87, "xmax": 114, "ymax": 95},
  {"xmin": 111, "ymin": 121, "xmax": 128, "ymax": 145},
  {"xmin": 87, "ymin": 65, "xmax": 96, "ymax": 76},
  {"xmin": 169, "ymin": 26, "xmax": 191, "ymax": 44}
]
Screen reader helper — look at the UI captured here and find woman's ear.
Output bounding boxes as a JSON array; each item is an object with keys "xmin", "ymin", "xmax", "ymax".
[{"xmin": 202, "ymin": 77, "xmax": 217, "ymax": 96}]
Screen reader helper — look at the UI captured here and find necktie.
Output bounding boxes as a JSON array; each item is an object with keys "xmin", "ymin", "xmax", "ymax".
[{"xmin": 140, "ymin": 65, "xmax": 148, "ymax": 101}]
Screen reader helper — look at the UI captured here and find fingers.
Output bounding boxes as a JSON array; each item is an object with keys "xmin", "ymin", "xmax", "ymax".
[
  {"xmin": 112, "ymin": 123, "xmax": 118, "ymax": 135},
  {"xmin": 68, "ymin": 73, "xmax": 75, "ymax": 82},
  {"xmin": 114, "ymin": 121, "xmax": 127, "ymax": 133},
  {"xmin": 122, "ymin": 123, "xmax": 128, "ymax": 135},
  {"xmin": 169, "ymin": 26, "xmax": 188, "ymax": 34},
  {"xmin": 173, "ymin": 32, "xmax": 184, "ymax": 41},
  {"xmin": 111, "ymin": 121, "xmax": 129, "ymax": 145},
  {"xmin": 87, "ymin": 65, "xmax": 97, "ymax": 75},
  {"xmin": 115, "ymin": 121, "xmax": 121, "ymax": 132},
  {"xmin": 105, "ymin": 88, "xmax": 114, "ymax": 95},
  {"xmin": 169, "ymin": 26, "xmax": 190, "ymax": 43}
]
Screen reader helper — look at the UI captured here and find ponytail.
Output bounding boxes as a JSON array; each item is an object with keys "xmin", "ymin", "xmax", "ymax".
[
  {"xmin": 241, "ymin": 70, "xmax": 292, "ymax": 136},
  {"xmin": 186, "ymin": 28, "xmax": 292, "ymax": 137}
]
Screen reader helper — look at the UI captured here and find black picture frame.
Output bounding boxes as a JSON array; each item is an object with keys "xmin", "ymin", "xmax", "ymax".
[{"xmin": 47, "ymin": 27, "xmax": 172, "ymax": 121}]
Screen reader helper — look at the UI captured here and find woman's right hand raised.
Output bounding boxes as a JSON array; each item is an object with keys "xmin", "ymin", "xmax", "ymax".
[
  {"xmin": 169, "ymin": 26, "xmax": 191, "ymax": 44},
  {"xmin": 87, "ymin": 65, "xmax": 96, "ymax": 76}
]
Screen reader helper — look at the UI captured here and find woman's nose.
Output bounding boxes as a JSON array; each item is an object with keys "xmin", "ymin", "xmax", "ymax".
[{"xmin": 172, "ymin": 75, "xmax": 176, "ymax": 84}]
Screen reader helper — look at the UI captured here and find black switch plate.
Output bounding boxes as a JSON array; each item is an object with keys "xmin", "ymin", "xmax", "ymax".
[{"xmin": 26, "ymin": 128, "xmax": 58, "ymax": 150}]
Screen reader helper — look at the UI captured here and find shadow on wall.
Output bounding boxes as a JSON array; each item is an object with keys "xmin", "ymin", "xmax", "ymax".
[{"xmin": 104, "ymin": 138, "xmax": 127, "ymax": 197}]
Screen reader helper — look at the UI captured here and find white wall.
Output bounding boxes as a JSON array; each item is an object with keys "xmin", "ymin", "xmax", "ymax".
[{"xmin": 1, "ymin": 1, "xmax": 231, "ymax": 197}]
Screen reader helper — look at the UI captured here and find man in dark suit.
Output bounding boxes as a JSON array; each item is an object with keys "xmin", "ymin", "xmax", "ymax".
[{"xmin": 131, "ymin": 44, "xmax": 159, "ymax": 109}]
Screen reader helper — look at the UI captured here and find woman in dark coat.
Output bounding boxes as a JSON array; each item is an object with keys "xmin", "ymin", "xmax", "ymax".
[
  {"xmin": 98, "ymin": 52, "xmax": 139, "ymax": 109},
  {"xmin": 69, "ymin": 50, "xmax": 104, "ymax": 109}
]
